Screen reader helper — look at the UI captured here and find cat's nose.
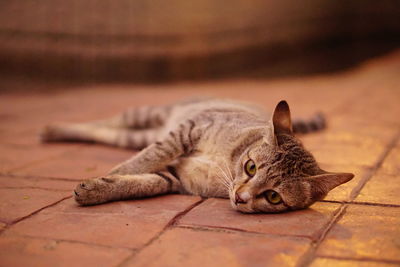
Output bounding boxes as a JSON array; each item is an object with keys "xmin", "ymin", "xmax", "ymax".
[{"xmin": 235, "ymin": 193, "xmax": 247, "ymax": 204}]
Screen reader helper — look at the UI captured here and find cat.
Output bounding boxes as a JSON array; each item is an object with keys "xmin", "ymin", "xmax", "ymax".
[{"xmin": 41, "ymin": 98, "xmax": 353, "ymax": 213}]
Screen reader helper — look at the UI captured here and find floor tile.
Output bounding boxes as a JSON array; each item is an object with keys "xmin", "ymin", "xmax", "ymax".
[
  {"xmin": 317, "ymin": 204, "xmax": 400, "ymax": 261},
  {"xmin": 7, "ymin": 195, "xmax": 201, "ymax": 249},
  {"xmin": 128, "ymin": 227, "xmax": 310, "ymax": 267},
  {"xmin": 0, "ymin": 175, "xmax": 76, "ymax": 192},
  {"xmin": 13, "ymin": 145, "xmax": 134, "ymax": 180},
  {"xmin": 355, "ymin": 171, "xmax": 400, "ymax": 206},
  {"xmin": 0, "ymin": 188, "xmax": 70, "ymax": 224},
  {"xmin": 306, "ymin": 141, "xmax": 386, "ymax": 167},
  {"xmin": 0, "ymin": 234, "xmax": 131, "ymax": 267},
  {"xmin": 311, "ymin": 257, "xmax": 399, "ymax": 267},
  {"xmin": 0, "ymin": 174, "xmax": 76, "ymax": 224},
  {"xmin": 0, "ymin": 143, "xmax": 79, "ymax": 173},
  {"xmin": 380, "ymin": 146, "xmax": 400, "ymax": 176},
  {"xmin": 179, "ymin": 198, "xmax": 340, "ymax": 240}
]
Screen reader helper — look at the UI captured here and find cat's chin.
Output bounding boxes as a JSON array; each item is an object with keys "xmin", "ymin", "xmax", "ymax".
[{"xmin": 229, "ymin": 201, "xmax": 256, "ymax": 213}]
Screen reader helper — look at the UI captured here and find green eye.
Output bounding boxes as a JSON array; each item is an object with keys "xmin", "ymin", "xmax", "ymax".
[
  {"xmin": 265, "ymin": 190, "xmax": 282, "ymax": 205},
  {"xmin": 244, "ymin": 159, "xmax": 257, "ymax": 177}
]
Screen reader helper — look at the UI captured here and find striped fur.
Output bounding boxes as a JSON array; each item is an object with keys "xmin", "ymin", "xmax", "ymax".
[{"xmin": 42, "ymin": 99, "xmax": 353, "ymax": 212}]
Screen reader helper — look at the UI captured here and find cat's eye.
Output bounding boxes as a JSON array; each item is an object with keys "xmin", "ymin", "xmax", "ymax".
[
  {"xmin": 264, "ymin": 190, "xmax": 282, "ymax": 205},
  {"xmin": 244, "ymin": 159, "xmax": 257, "ymax": 177}
]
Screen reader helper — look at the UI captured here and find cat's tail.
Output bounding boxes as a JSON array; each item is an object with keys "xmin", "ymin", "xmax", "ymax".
[{"xmin": 292, "ymin": 112, "xmax": 326, "ymax": 134}]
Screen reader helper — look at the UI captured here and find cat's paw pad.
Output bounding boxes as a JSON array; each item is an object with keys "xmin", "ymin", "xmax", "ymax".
[{"xmin": 73, "ymin": 177, "xmax": 115, "ymax": 206}]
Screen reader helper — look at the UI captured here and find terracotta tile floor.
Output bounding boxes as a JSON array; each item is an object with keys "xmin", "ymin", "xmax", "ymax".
[{"xmin": 0, "ymin": 50, "xmax": 400, "ymax": 267}]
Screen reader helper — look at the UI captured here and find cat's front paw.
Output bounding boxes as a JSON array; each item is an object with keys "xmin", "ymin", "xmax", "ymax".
[{"xmin": 74, "ymin": 177, "xmax": 116, "ymax": 206}]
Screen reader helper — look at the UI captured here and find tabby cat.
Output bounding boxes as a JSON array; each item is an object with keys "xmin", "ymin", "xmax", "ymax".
[{"xmin": 41, "ymin": 99, "xmax": 353, "ymax": 213}]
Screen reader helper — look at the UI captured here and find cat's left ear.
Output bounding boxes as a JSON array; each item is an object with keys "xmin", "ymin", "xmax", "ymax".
[
  {"xmin": 305, "ymin": 172, "xmax": 354, "ymax": 201},
  {"xmin": 272, "ymin": 100, "xmax": 293, "ymax": 136}
]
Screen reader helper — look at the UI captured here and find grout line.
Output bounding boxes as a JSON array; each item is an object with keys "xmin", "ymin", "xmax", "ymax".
[
  {"xmin": 166, "ymin": 198, "xmax": 207, "ymax": 227},
  {"xmin": 296, "ymin": 128, "xmax": 400, "ymax": 267},
  {"xmin": 0, "ymin": 186, "xmax": 72, "ymax": 192},
  {"xmin": 0, "ymin": 223, "xmax": 7, "ymax": 235},
  {"xmin": 348, "ymin": 129, "xmax": 400, "ymax": 201},
  {"xmin": 11, "ymin": 196, "xmax": 72, "ymax": 225},
  {"xmin": 349, "ymin": 201, "xmax": 400, "ymax": 208},
  {"xmin": 5, "ymin": 233, "xmax": 135, "ymax": 251},
  {"xmin": 176, "ymin": 224, "xmax": 312, "ymax": 240},
  {"xmin": 296, "ymin": 204, "xmax": 348, "ymax": 267},
  {"xmin": 320, "ymin": 199, "xmax": 400, "ymax": 208},
  {"xmin": 115, "ymin": 198, "xmax": 206, "ymax": 267},
  {"xmin": 0, "ymin": 173, "xmax": 82, "ymax": 182},
  {"xmin": 318, "ymin": 255, "xmax": 400, "ymax": 265},
  {"xmin": 0, "ymin": 195, "xmax": 73, "ymax": 237},
  {"xmin": 318, "ymin": 200, "xmax": 347, "ymax": 204}
]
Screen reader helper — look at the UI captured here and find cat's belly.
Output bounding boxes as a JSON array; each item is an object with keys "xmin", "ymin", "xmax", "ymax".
[{"xmin": 174, "ymin": 155, "xmax": 230, "ymax": 198}]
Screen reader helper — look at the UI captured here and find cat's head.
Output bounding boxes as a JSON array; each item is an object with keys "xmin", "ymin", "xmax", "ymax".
[{"xmin": 230, "ymin": 100, "xmax": 353, "ymax": 213}]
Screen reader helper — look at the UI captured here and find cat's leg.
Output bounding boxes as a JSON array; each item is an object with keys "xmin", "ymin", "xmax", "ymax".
[
  {"xmin": 41, "ymin": 104, "xmax": 172, "ymax": 146},
  {"xmin": 88, "ymin": 105, "xmax": 172, "ymax": 129},
  {"xmin": 108, "ymin": 120, "xmax": 198, "ymax": 175},
  {"xmin": 73, "ymin": 120, "xmax": 198, "ymax": 205},
  {"xmin": 41, "ymin": 124, "xmax": 159, "ymax": 149},
  {"xmin": 74, "ymin": 171, "xmax": 181, "ymax": 205}
]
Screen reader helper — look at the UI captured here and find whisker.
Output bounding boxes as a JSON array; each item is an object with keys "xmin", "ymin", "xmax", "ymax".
[
  {"xmin": 216, "ymin": 165, "xmax": 231, "ymax": 185},
  {"xmin": 215, "ymin": 175, "xmax": 230, "ymax": 189},
  {"xmin": 217, "ymin": 174, "xmax": 230, "ymax": 188},
  {"xmin": 216, "ymin": 167, "xmax": 233, "ymax": 193},
  {"xmin": 193, "ymin": 156, "xmax": 233, "ymax": 192},
  {"xmin": 223, "ymin": 159, "xmax": 233, "ymax": 181},
  {"xmin": 215, "ymin": 173, "xmax": 228, "ymax": 184},
  {"xmin": 215, "ymin": 167, "xmax": 231, "ymax": 189},
  {"xmin": 223, "ymin": 159, "xmax": 234, "ymax": 190}
]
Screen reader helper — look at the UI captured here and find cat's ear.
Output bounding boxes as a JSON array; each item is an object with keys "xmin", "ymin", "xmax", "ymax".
[
  {"xmin": 272, "ymin": 100, "xmax": 293, "ymax": 136},
  {"xmin": 305, "ymin": 172, "xmax": 354, "ymax": 201},
  {"xmin": 263, "ymin": 125, "xmax": 278, "ymax": 146}
]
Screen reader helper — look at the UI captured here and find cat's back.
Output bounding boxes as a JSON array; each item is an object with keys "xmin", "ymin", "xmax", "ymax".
[
  {"xmin": 158, "ymin": 98, "xmax": 269, "ymax": 154},
  {"xmin": 166, "ymin": 98, "xmax": 268, "ymax": 128}
]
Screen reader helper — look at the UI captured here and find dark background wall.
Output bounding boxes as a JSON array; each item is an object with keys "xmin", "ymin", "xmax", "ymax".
[{"xmin": 0, "ymin": 0, "xmax": 399, "ymax": 83}]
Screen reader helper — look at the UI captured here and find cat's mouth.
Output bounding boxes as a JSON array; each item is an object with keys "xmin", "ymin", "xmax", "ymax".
[
  {"xmin": 229, "ymin": 188, "xmax": 254, "ymax": 213},
  {"xmin": 230, "ymin": 201, "xmax": 255, "ymax": 213}
]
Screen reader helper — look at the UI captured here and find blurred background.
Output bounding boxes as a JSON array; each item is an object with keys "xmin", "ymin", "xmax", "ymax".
[{"xmin": 0, "ymin": 0, "xmax": 399, "ymax": 86}]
